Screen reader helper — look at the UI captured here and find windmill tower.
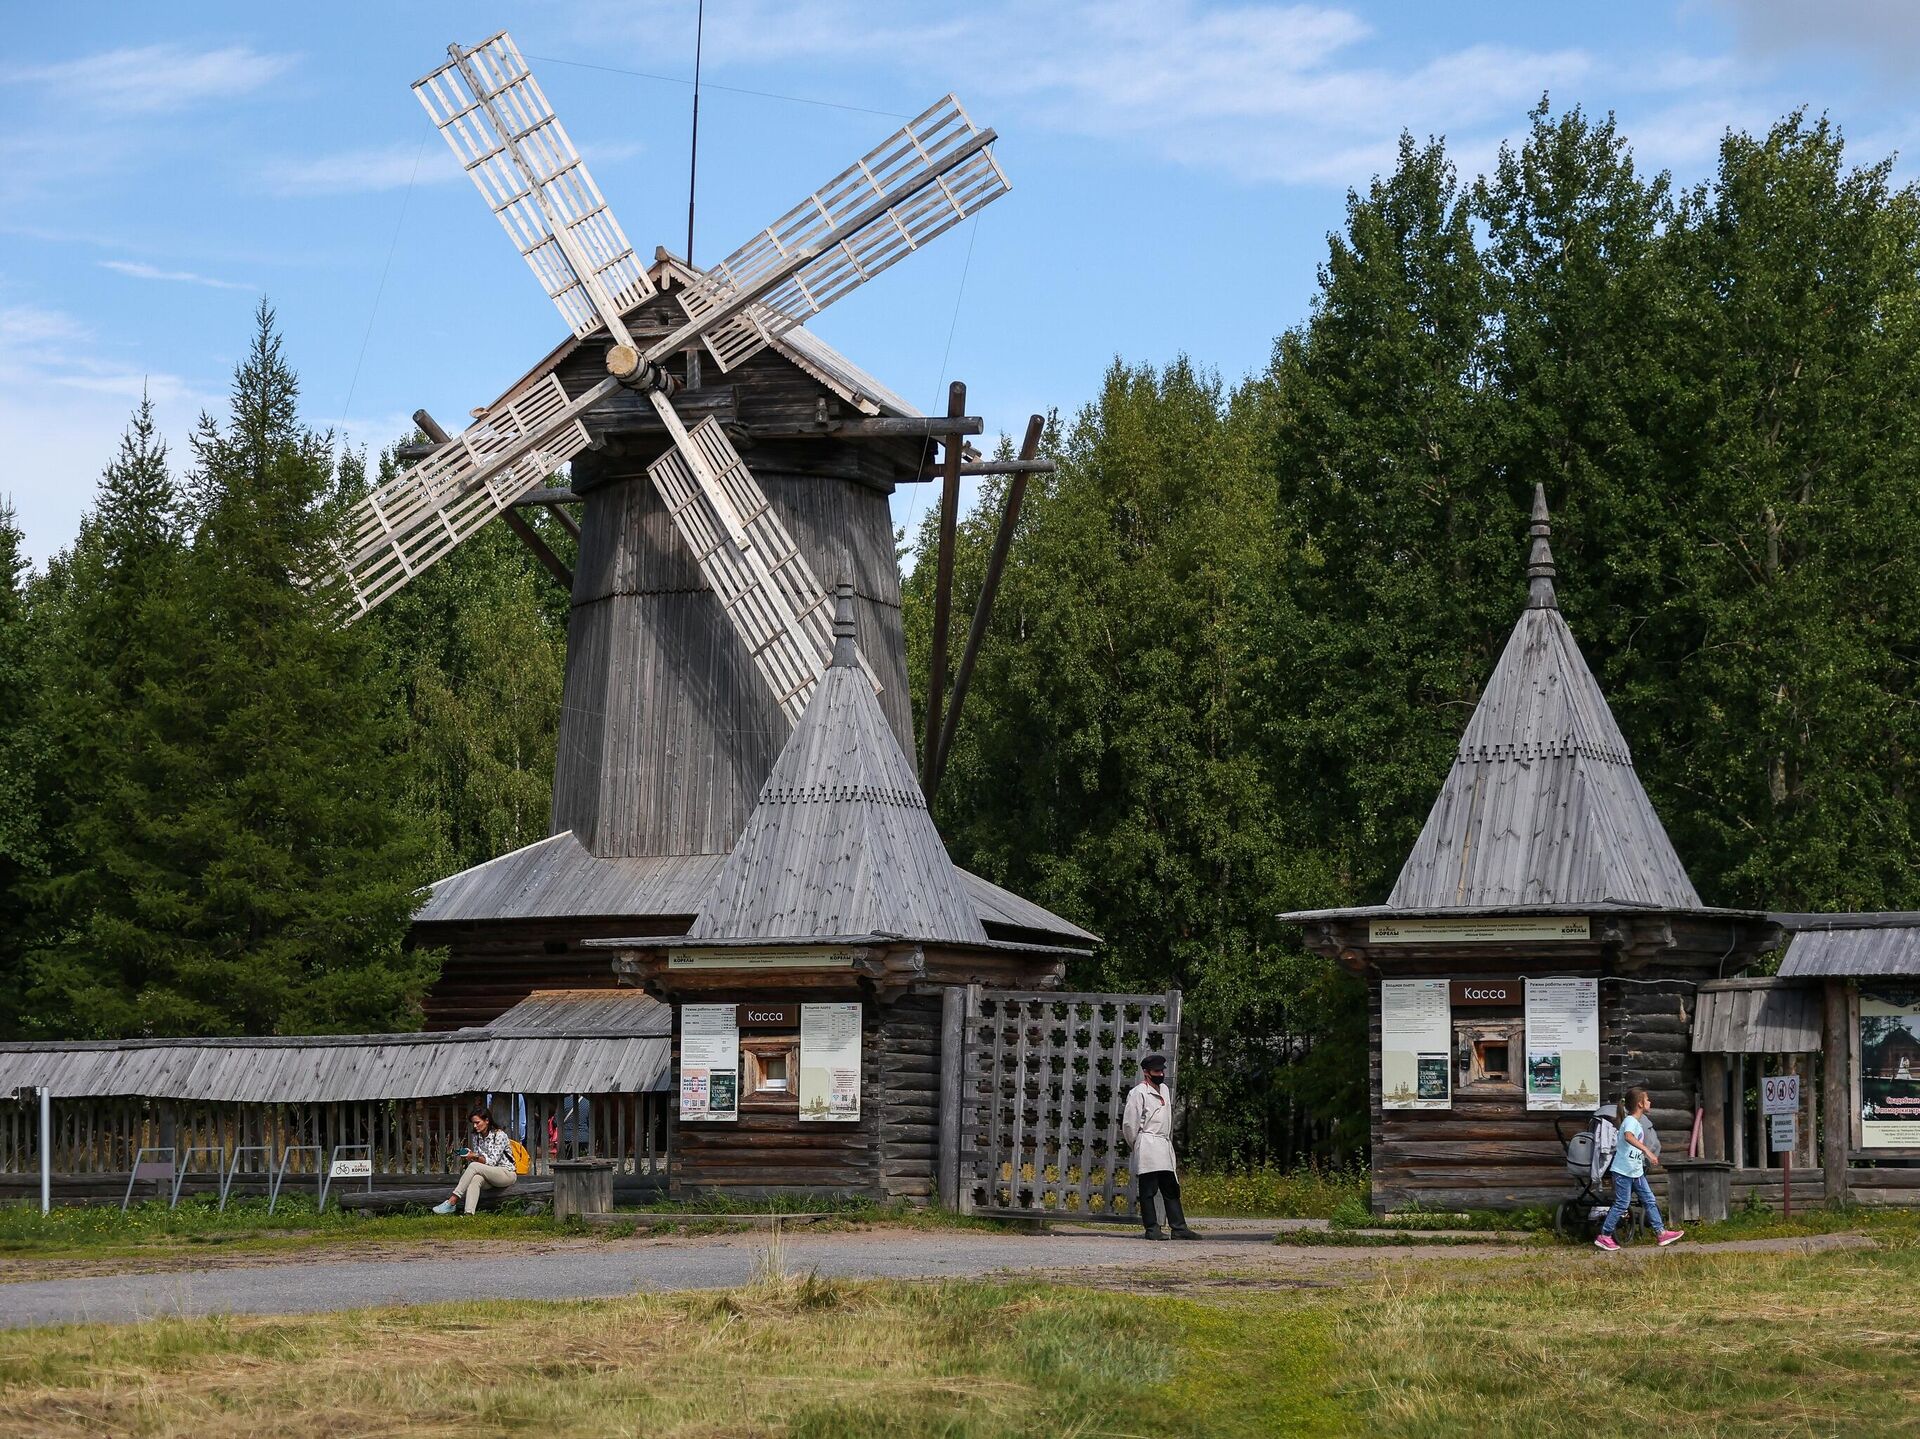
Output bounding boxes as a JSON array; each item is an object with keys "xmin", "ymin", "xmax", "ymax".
[{"xmin": 323, "ymin": 34, "xmax": 1093, "ymax": 1024}]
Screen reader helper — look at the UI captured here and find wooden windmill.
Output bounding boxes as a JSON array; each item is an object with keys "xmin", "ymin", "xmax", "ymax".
[{"xmin": 342, "ymin": 34, "xmax": 1093, "ymax": 1025}]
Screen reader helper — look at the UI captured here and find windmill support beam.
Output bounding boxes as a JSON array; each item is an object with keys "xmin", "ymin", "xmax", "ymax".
[
  {"xmin": 414, "ymin": 408, "xmax": 573, "ymax": 594},
  {"xmin": 920, "ymin": 381, "xmax": 968, "ymax": 794},
  {"xmin": 929, "ymin": 414, "xmax": 1043, "ymax": 797}
]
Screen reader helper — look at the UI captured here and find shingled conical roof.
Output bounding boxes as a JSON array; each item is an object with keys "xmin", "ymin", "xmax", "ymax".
[
  {"xmin": 687, "ymin": 583, "xmax": 989, "ymax": 944},
  {"xmin": 1387, "ymin": 487, "xmax": 1703, "ymax": 911}
]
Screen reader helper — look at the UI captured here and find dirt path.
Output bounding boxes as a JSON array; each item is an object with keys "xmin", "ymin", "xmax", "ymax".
[{"xmin": 0, "ymin": 1222, "xmax": 1876, "ymax": 1330}]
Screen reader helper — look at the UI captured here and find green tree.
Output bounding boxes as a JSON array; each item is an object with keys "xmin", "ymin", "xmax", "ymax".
[
  {"xmin": 32, "ymin": 306, "xmax": 436, "ymax": 1036},
  {"xmin": 26, "ymin": 395, "xmax": 191, "ymax": 1037},
  {"xmin": 0, "ymin": 502, "xmax": 43, "ymax": 1035}
]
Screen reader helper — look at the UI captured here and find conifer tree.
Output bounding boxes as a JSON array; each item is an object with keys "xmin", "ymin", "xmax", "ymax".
[
  {"xmin": 26, "ymin": 395, "xmax": 189, "ymax": 1036},
  {"xmin": 0, "ymin": 503, "xmax": 43, "ymax": 1035},
  {"xmin": 155, "ymin": 300, "xmax": 435, "ymax": 1033}
]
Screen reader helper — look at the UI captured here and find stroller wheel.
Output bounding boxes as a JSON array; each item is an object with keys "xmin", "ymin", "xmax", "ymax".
[{"xmin": 1553, "ymin": 1197, "xmax": 1587, "ymax": 1242}]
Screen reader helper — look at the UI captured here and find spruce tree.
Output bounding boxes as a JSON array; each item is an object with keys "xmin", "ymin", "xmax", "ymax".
[
  {"xmin": 26, "ymin": 395, "xmax": 189, "ymax": 1037},
  {"xmin": 0, "ymin": 503, "xmax": 43, "ymax": 1036},
  {"xmin": 155, "ymin": 300, "xmax": 435, "ymax": 1033}
]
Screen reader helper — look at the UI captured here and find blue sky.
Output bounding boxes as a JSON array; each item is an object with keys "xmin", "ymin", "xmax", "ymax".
[{"xmin": 3, "ymin": 0, "xmax": 1918, "ymax": 565}]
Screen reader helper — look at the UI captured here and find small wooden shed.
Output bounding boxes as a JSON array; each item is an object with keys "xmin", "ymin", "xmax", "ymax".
[
  {"xmin": 593, "ymin": 587, "xmax": 1092, "ymax": 1202},
  {"xmin": 1282, "ymin": 488, "xmax": 1781, "ymax": 1212}
]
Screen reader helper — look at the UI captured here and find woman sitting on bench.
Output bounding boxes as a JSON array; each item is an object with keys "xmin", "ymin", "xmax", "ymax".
[{"xmin": 434, "ymin": 1109, "xmax": 517, "ymax": 1214}]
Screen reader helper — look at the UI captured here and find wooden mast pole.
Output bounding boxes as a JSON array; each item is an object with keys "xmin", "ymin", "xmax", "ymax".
[
  {"xmin": 929, "ymin": 413, "xmax": 1043, "ymax": 794},
  {"xmin": 921, "ymin": 381, "xmax": 967, "ymax": 791}
]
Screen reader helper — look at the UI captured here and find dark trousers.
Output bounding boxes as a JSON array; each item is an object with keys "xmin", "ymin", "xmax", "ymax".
[{"xmin": 1138, "ymin": 1170, "xmax": 1188, "ymax": 1232}]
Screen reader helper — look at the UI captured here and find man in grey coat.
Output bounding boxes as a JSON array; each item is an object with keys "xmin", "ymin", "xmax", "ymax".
[{"xmin": 1121, "ymin": 1053, "xmax": 1199, "ymax": 1240}]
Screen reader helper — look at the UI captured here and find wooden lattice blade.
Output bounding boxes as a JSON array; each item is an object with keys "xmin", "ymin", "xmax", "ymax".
[
  {"xmin": 648, "ymin": 417, "xmax": 878, "ymax": 722},
  {"xmin": 415, "ymin": 31, "xmax": 653, "ymax": 339},
  {"xmin": 322, "ymin": 374, "xmax": 591, "ymax": 621},
  {"xmin": 672, "ymin": 95, "xmax": 1009, "ymax": 372}
]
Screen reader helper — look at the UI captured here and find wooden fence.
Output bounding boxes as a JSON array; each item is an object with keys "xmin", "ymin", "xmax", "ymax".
[{"xmin": 0, "ymin": 1092, "xmax": 669, "ymax": 1202}]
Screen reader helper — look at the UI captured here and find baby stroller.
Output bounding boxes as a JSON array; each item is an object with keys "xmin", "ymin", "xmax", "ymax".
[{"xmin": 1553, "ymin": 1104, "xmax": 1646, "ymax": 1244}]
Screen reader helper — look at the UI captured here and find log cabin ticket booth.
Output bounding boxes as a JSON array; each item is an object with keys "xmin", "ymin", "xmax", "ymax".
[
  {"xmin": 585, "ymin": 590, "xmax": 1092, "ymax": 1202},
  {"xmin": 1282, "ymin": 489, "xmax": 1781, "ymax": 1214}
]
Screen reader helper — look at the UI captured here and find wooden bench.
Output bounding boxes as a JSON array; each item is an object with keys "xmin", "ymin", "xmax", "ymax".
[{"xmin": 337, "ymin": 1180, "xmax": 554, "ymax": 1215}]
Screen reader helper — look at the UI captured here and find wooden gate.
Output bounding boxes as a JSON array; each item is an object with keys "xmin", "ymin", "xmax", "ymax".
[{"xmin": 941, "ymin": 986, "xmax": 1181, "ymax": 1220}]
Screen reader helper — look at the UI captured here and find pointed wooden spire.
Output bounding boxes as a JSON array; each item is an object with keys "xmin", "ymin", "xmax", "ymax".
[
  {"xmin": 1527, "ymin": 483, "xmax": 1558, "ymax": 611},
  {"xmin": 687, "ymin": 578, "xmax": 988, "ymax": 944},
  {"xmin": 1386, "ymin": 491, "xmax": 1703, "ymax": 910}
]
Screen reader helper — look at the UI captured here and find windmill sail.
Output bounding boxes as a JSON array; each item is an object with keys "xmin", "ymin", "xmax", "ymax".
[
  {"xmin": 327, "ymin": 374, "xmax": 595, "ymax": 619},
  {"xmin": 674, "ymin": 95, "xmax": 1009, "ymax": 372},
  {"xmin": 415, "ymin": 32, "xmax": 653, "ymax": 340},
  {"xmin": 648, "ymin": 414, "xmax": 865, "ymax": 721}
]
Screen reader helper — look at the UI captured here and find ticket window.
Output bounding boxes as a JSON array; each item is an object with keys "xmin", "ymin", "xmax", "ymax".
[
  {"xmin": 1456, "ymin": 1018, "xmax": 1526, "ymax": 1095},
  {"xmin": 741, "ymin": 1035, "xmax": 799, "ymax": 1111}
]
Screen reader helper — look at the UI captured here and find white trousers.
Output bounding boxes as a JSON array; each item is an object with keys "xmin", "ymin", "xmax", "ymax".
[{"xmin": 454, "ymin": 1162, "xmax": 516, "ymax": 1213}]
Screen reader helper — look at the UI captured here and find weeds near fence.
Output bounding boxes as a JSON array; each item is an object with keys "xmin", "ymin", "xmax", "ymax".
[{"xmin": 1182, "ymin": 1163, "xmax": 1368, "ymax": 1218}]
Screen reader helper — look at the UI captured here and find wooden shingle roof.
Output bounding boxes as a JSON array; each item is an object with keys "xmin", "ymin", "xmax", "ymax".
[
  {"xmin": 1387, "ymin": 487, "xmax": 1704, "ymax": 912},
  {"xmin": 688, "ymin": 584, "xmax": 989, "ymax": 945}
]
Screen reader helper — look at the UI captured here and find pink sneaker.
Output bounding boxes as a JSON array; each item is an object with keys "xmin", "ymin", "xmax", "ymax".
[
  {"xmin": 1657, "ymin": 1229, "xmax": 1685, "ymax": 1246},
  {"xmin": 1593, "ymin": 1234, "xmax": 1620, "ymax": 1252}
]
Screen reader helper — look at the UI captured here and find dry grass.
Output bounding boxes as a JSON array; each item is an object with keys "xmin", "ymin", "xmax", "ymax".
[{"xmin": 3, "ymin": 1236, "xmax": 1918, "ymax": 1436}]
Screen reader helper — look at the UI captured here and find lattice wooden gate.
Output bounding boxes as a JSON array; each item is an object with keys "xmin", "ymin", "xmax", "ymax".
[{"xmin": 940, "ymin": 986, "xmax": 1181, "ymax": 1220}]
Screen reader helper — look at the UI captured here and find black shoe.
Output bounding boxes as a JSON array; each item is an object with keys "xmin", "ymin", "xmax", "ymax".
[
  {"xmin": 1171, "ymin": 1227, "xmax": 1202, "ymax": 1240},
  {"xmin": 1143, "ymin": 1227, "xmax": 1169, "ymax": 1240}
]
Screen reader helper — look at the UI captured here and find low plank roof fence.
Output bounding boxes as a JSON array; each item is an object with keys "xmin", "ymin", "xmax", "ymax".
[
  {"xmin": 0, "ymin": 990, "xmax": 671, "ymax": 1103},
  {"xmin": 1691, "ymin": 978, "xmax": 1823, "ymax": 1054},
  {"xmin": 1777, "ymin": 914, "xmax": 1920, "ymax": 979}
]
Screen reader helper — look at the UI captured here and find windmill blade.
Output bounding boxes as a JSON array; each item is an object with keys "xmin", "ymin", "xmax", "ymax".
[
  {"xmin": 670, "ymin": 95, "xmax": 1008, "ymax": 372},
  {"xmin": 323, "ymin": 374, "xmax": 612, "ymax": 620},
  {"xmin": 415, "ymin": 32, "xmax": 653, "ymax": 342},
  {"xmin": 646, "ymin": 407, "xmax": 878, "ymax": 720}
]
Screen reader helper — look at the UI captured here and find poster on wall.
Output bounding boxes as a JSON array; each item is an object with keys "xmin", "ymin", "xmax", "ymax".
[
  {"xmin": 799, "ymin": 1002, "xmax": 862, "ymax": 1121},
  {"xmin": 681, "ymin": 1003, "xmax": 740, "ymax": 1122},
  {"xmin": 1524, "ymin": 978, "xmax": 1600, "ymax": 1111},
  {"xmin": 1381, "ymin": 979, "xmax": 1451, "ymax": 1110},
  {"xmin": 1860, "ymin": 986, "xmax": 1920, "ymax": 1149}
]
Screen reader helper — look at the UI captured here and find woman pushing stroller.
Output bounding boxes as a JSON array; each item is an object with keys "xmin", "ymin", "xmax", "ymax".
[{"xmin": 1595, "ymin": 1087, "xmax": 1685, "ymax": 1252}]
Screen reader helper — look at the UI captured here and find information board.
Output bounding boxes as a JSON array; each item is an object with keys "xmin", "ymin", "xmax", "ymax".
[
  {"xmin": 1770, "ymin": 1113, "xmax": 1797, "ymax": 1153},
  {"xmin": 1860, "ymin": 987, "xmax": 1920, "ymax": 1149},
  {"xmin": 1523, "ymin": 978, "xmax": 1601, "ymax": 1111},
  {"xmin": 681, "ymin": 1003, "xmax": 740, "ymax": 1122},
  {"xmin": 328, "ymin": 1157, "xmax": 372, "ymax": 1178},
  {"xmin": 798, "ymin": 1002, "xmax": 862, "ymax": 1122},
  {"xmin": 1381, "ymin": 979, "xmax": 1451, "ymax": 1110}
]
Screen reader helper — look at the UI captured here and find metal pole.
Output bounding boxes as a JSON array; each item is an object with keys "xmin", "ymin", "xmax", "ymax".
[{"xmin": 38, "ymin": 1088, "xmax": 51, "ymax": 1215}]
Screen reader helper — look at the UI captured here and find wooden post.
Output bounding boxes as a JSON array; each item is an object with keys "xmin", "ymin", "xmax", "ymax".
[
  {"xmin": 920, "ymin": 381, "xmax": 967, "ymax": 795},
  {"xmin": 1701, "ymin": 1054, "xmax": 1727, "ymax": 1162},
  {"xmin": 1731, "ymin": 1054, "xmax": 1747, "ymax": 1168},
  {"xmin": 930, "ymin": 414, "xmax": 1044, "ymax": 791},
  {"xmin": 38, "ymin": 1088, "xmax": 51, "ymax": 1215},
  {"xmin": 1822, "ymin": 978, "xmax": 1851, "ymax": 1206},
  {"xmin": 937, "ymin": 985, "xmax": 966, "ymax": 1211}
]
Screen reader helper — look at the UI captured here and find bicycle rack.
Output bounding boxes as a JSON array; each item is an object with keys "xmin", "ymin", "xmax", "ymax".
[
  {"xmin": 219, "ymin": 1145, "xmax": 277, "ymax": 1212},
  {"xmin": 121, "ymin": 1146, "xmax": 177, "ymax": 1212},
  {"xmin": 317, "ymin": 1143, "xmax": 374, "ymax": 1213},
  {"xmin": 169, "ymin": 1145, "xmax": 228, "ymax": 1208},
  {"xmin": 267, "ymin": 1144, "xmax": 325, "ymax": 1215}
]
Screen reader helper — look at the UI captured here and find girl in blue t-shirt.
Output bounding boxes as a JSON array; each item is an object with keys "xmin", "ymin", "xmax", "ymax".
[{"xmin": 1595, "ymin": 1088, "xmax": 1685, "ymax": 1252}]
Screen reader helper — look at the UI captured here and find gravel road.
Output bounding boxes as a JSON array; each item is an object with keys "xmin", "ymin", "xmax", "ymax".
[{"xmin": 0, "ymin": 1221, "xmax": 1291, "ymax": 1330}]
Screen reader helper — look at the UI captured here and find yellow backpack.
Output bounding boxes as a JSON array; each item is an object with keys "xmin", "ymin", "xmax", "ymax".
[{"xmin": 506, "ymin": 1138, "xmax": 531, "ymax": 1176}]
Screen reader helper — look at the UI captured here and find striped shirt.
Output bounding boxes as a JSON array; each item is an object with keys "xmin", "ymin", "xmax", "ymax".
[{"xmin": 472, "ymin": 1128, "xmax": 512, "ymax": 1167}]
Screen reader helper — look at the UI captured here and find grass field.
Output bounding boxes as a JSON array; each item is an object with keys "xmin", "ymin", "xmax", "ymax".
[{"xmin": 2, "ymin": 1229, "xmax": 1916, "ymax": 1436}]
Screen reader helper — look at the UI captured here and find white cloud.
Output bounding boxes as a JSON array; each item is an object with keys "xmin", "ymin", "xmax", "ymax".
[
  {"xmin": 7, "ymin": 43, "xmax": 295, "ymax": 114},
  {"xmin": 264, "ymin": 142, "xmax": 453, "ymax": 197},
  {"xmin": 100, "ymin": 260, "xmax": 255, "ymax": 292}
]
